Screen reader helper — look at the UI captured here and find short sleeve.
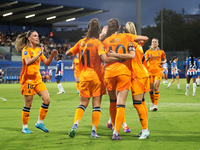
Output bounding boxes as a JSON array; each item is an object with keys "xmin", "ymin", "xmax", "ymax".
[
  {"xmin": 161, "ymin": 50, "xmax": 166, "ymax": 59},
  {"xmin": 22, "ymin": 47, "xmax": 31, "ymax": 59},
  {"xmin": 145, "ymin": 50, "xmax": 149, "ymax": 59},
  {"xmin": 70, "ymin": 40, "xmax": 81, "ymax": 55},
  {"xmin": 40, "ymin": 54, "xmax": 46, "ymax": 61},
  {"xmin": 97, "ymin": 41, "xmax": 106, "ymax": 56}
]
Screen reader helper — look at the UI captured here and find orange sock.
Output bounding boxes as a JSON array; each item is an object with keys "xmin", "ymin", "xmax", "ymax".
[
  {"xmin": 92, "ymin": 107, "xmax": 101, "ymax": 132},
  {"xmin": 154, "ymin": 91, "xmax": 160, "ymax": 105},
  {"xmin": 39, "ymin": 103, "xmax": 49, "ymax": 121},
  {"xmin": 74, "ymin": 105, "xmax": 86, "ymax": 124},
  {"xmin": 142, "ymin": 98, "xmax": 148, "ymax": 120},
  {"xmin": 110, "ymin": 99, "xmax": 117, "ymax": 125},
  {"xmin": 122, "ymin": 116, "xmax": 126, "ymax": 124},
  {"xmin": 149, "ymin": 91, "xmax": 154, "ymax": 103},
  {"xmin": 133, "ymin": 100, "xmax": 147, "ymax": 129},
  {"xmin": 114, "ymin": 105, "xmax": 125, "ymax": 135},
  {"xmin": 76, "ymin": 82, "xmax": 79, "ymax": 91},
  {"xmin": 22, "ymin": 107, "xmax": 30, "ymax": 125}
]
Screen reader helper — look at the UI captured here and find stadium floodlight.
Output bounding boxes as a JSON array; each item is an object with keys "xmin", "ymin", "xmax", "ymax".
[
  {"xmin": 66, "ymin": 18, "xmax": 75, "ymax": 22},
  {"xmin": 46, "ymin": 16, "xmax": 56, "ymax": 20},
  {"xmin": 25, "ymin": 14, "xmax": 35, "ymax": 19},
  {"xmin": 3, "ymin": 12, "xmax": 13, "ymax": 17}
]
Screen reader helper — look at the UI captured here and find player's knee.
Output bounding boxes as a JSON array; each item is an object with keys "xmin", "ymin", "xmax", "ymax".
[{"xmin": 43, "ymin": 98, "xmax": 50, "ymax": 105}]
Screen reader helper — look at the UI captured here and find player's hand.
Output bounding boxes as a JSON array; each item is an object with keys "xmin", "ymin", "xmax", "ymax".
[
  {"xmin": 138, "ymin": 40, "xmax": 144, "ymax": 46},
  {"xmin": 52, "ymin": 49, "xmax": 58, "ymax": 57},
  {"xmin": 39, "ymin": 44, "xmax": 44, "ymax": 56},
  {"xmin": 107, "ymin": 50, "xmax": 116, "ymax": 57},
  {"xmin": 55, "ymin": 75, "xmax": 57, "ymax": 79},
  {"xmin": 101, "ymin": 26, "xmax": 108, "ymax": 35}
]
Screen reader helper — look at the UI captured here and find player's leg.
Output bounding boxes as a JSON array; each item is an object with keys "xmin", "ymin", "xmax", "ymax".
[
  {"xmin": 90, "ymin": 79, "xmax": 106, "ymax": 138},
  {"xmin": 132, "ymin": 77, "xmax": 149, "ymax": 139},
  {"xmin": 105, "ymin": 77, "xmax": 117, "ymax": 127},
  {"xmin": 185, "ymin": 76, "xmax": 191, "ymax": 96},
  {"xmin": 165, "ymin": 73, "xmax": 168, "ymax": 84},
  {"xmin": 35, "ymin": 83, "xmax": 50, "ymax": 132},
  {"xmin": 69, "ymin": 81, "xmax": 90, "ymax": 137},
  {"xmin": 21, "ymin": 82, "xmax": 35, "ymax": 134},
  {"xmin": 112, "ymin": 75, "xmax": 130, "ymax": 140},
  {"xmin": 153, "ymin": 75, "xmax": 161, "ymax": 111},
  {"xmin": 91, "ymin": 95, "xmax": 102, "ymax": 138},
  {"xmin": 192, "ymin": 77, "xmax": 196, "ymax": 96},
  {"xmin": 22, "ymin": 95, "xmax": 33, "ymax": 133},
  {"xmin": 56, "ymin": 76, "xmax": 65, "ymax": 94},
  {"xmin": 167, "ymin": 76, "xmax": 175, "ymax": 88},
  {"xmin": 133, "ymin": 94, "xmax": 149, "ymax": 139},
  {"xmin": 162, "ymin": 73, "xmax": 165, "ymax": 84},
  {"xmin": 176, "ymin": 75, "xmax": 181, "ymax": 89},
  {"xmin": 75, "ymin": 71, "xmax": 80, "ymax": 94},
  {"xmin": 149, "ymin": 75, "xmax": 154, "ymax": 110}
]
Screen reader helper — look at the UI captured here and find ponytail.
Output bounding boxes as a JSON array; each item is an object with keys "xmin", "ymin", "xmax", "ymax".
[
  {"xmin": 14, "ymin": 30, "xmax": 36, "ymax": 51},
  {"xmin": 86, "ymin": 18, "xmax": 101, "ymax": 39},
  {"xmin": 170, "ymin": 56, "xmax": 177, "ymax": 64},
  {"xmin": 100, "ymin": 18, "xmax": 119, "ymax": 41}
]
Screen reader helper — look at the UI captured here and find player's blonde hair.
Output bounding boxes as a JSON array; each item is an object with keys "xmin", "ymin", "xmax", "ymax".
[
  {"xmin": 100, "ymin": 18, "xmax": 120, "ymax": 41},
  {"xmin": 150, "ymin": 38, "xmax": 160, "ymax": 50},
  {"xmin": 124, "ymin": 22, "xmax": 137, "ymax": 35},
  {"xmin": 15, "ymin": 30, "xmax": 36, "ymax": 51},
  {"xmin": 86, "ymin": 18, "xmax": 101, "ymax": 39}
]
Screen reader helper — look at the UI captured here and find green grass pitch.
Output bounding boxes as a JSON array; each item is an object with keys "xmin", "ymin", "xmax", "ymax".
[{"xmin": 0, "ymin": 79, "xmax": 200, "ymax": 150}]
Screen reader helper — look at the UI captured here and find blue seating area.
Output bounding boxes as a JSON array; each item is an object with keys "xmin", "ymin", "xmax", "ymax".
[{"xmin": 4, "ymin": 76, "xmax": 20, "ymax": 83}]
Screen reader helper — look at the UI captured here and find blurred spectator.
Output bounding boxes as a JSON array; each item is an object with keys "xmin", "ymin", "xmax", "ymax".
[
  {"xmin": 0, "ymin": 53, "xmax": 4, "ymax": 59},
  {"xmin": 0, "ymin": 68, "xmax": 4, "ymax": 83}
]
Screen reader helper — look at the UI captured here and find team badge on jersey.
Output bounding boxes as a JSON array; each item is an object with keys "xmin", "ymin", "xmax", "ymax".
[
  {"xmin": 24, "ymin": 51, "xmax": 28, "ymax": 55},
  {"xmin": 129, "ymin": 46, "xmax": 135, "ymax": 51}
]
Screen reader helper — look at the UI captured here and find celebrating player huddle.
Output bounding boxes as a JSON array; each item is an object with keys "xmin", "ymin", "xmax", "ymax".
[
  {"xmin": 16, "ymin": 17, "xmax": 170, "ymax": 141},
  {"xmin": 66, "ymin": 18, "xmax": 164, "ymax": 140}
]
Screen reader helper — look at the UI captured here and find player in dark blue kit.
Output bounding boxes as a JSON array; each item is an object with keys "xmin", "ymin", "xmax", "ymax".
[
  {"xmin": 55, "ymin": 54, "xmax": 65, "ymax": 94},
  {"xmin": 185, "ymin": 55, "xmax": 198, "ymax": 96}
]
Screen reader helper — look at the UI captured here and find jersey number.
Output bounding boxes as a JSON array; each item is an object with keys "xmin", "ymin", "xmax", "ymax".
[
  {"xmin": 28, "ymin": 84, "xmax": 34, "ymax": 94},
  {"xmin": 109, "ymin": 44, "xmax": 126, "ymax": 63},
  {"xmin": 81, "ymin": 50, "xmax": 90, "ymax": 67}
]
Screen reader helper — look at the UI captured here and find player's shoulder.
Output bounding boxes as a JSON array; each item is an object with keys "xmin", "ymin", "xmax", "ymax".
[
  {"xmin": 145, "ymin": 49, "xmax": 151, "ymax": 53},
  {"xmin": 158, "ymin": 49, "xmax": 164, "ymax": 52}
]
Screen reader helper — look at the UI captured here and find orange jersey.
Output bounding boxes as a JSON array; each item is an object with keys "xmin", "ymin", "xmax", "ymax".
[
  {"xmin": 145, "ymin": 49, "xmax": 166, "ymax": 75},
  {"xmin": 73, "ymin": 58, "xmax": 79, "ymax": 72},
  {"xmin": 103, "ymin": 33, "xmax": 137, "ymax": 78},
  {"xmin": 70, "ymin": 37, "xmax": 105, "ymax": 82},
  {"xmin": 20, "ymin": 45, "xmax": 46, "ymax": 84},
  {"xmin": 131, "ymin": 42, "xmax": 148, "ymax": 79}
]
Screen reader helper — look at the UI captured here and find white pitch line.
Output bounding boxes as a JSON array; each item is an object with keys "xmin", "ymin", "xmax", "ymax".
[
  {"xmin": 1, "ymin": 100, "xmax": 200, "ymax": 107},
  {"xmin": 0, "ymin": 97, "xmax": 7, "ymax": 101}
]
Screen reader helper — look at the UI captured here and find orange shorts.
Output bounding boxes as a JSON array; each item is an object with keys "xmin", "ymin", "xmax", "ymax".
[
  {"xmin": 21, "ymin": 81, "xmax": 47, "ymax": 95},
  {"xmin": 131, "ymin": 77, "xmax": 149, "ymax": 95},
  {"xmin": 80, "ymin": 79, "xmax": 106, "ymax": 98},
  {"xmin": 105, "ymin": 75, "xmax": 131, "ymax": 92},
  {"xmin": 74, "ymin": 70, "xmax": 79, "ymax": 78},
  {"xmin": 149, "ymin": 71, "xmax": 163, "ymax": 83}
]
